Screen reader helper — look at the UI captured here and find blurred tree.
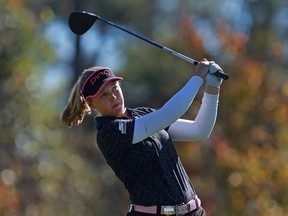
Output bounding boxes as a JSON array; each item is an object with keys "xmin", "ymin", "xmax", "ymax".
[{"xmin": 0, "ymin": 0, "xmax": 54, "ymax": 214}]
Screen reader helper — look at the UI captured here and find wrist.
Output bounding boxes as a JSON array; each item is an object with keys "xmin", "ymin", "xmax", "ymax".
[
  {"xmin": 193, "ymin": 75, "xmax": 204, "ymax": 81},
  {"xmin": 205, "ymin": 85, "xmax": 220, "ymax": 95}
]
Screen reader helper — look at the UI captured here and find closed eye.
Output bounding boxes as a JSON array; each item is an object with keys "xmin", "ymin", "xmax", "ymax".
[
  {"xmin": 99, "ymin": 92, "xmax": 107, "ymax": 98},
  {"xmin": 112, "ymin": 85, "xmax": 119, "ymax": 92}
]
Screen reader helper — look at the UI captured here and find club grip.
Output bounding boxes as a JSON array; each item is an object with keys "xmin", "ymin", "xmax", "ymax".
[
  {"xmin": 214, "ymin": 71, "xmax": 229, "ymax": 80},
  {"xmin": 194, "ymin": 61, "xmax": 229, "ymax": 80}
]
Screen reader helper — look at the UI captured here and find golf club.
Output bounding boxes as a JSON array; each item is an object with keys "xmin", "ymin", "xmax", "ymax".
[{"xmin": 68, "ymin": 11, "xmax": 229, "ymax": 80}]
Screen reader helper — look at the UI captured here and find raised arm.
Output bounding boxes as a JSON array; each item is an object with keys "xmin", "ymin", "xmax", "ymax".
[
  {"xmin": 132, "ymin": 59, "xmax": 214, "ymax": 144},
  {"xmin": 167, "ymin": 93, "xmax": 219, "ymax": 141},
  {"xmin": 168, "ymin": 61, "xmax": 223, "ymax": 141}
]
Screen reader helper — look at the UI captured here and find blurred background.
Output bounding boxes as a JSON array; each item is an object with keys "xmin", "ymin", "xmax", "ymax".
[{"xmin": 1, "ymin": 0, "xmax": 288, "ymax": 215}]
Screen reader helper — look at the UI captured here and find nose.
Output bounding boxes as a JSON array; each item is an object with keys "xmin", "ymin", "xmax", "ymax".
[{"xmin": 109, "ymin": 93, "xmax": 117, "ymax": 101}]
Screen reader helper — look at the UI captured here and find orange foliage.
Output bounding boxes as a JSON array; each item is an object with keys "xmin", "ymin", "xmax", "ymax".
[
  {"xmin": 0, "ymin": 185, "xmax": 20, "ymax": 210},
  {"xmin": 217, "ymin": 22, "xmax": 248, "ymax": 58},
  {"xmin": 241, "ymin": 60, "xmax": 265, "ymax": 90},
  {"xmin": 179, "ymin": 15, "xmax": 207, "ymax": 58},
  {"xmin": 7, "ymin": 0, "xmax": 24, "ymax": 6}
]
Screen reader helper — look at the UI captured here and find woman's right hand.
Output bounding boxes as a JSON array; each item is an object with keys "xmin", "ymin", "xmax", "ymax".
[{"xmin": 195, "ymin": 58, "xmax": 210, "ymax": 79}]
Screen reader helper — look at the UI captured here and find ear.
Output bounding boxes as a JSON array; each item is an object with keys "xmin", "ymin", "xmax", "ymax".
[
  {"xmin": 89, "ymin": 103, "xmax": 95, "ymax": 109},
  {"xmin": 86, "ymin": 98, "xmax": 94, "ymax": 109}
]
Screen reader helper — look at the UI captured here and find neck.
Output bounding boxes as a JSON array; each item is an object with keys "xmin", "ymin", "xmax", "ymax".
[{"xmin": 119, "ymin": 107, "xmax": 131, "ymax": 118}]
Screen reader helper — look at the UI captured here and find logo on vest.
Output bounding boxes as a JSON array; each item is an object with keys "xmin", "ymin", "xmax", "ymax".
[{"xmin": 118, "ymin": 121, "xmax": 127, "ymax": 134}]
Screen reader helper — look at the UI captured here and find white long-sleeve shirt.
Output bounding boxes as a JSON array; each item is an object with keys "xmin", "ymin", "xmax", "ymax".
[{"xmin": 132, "ymin": 76, "xmax": 219, "ymax": 144}]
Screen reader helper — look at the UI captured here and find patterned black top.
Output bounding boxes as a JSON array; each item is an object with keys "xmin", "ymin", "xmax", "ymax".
[{"xmin": 96, "ymin": 107, "xmax": 196, "ymax": 206}]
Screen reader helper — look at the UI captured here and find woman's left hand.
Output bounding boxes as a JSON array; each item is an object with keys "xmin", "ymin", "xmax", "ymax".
[{"xmin": 206, "ymin": 61, "xmax": 223, "ymax": 88}]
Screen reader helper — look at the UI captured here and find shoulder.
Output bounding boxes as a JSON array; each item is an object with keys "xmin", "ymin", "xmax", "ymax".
[
  {"xmin": 96, "ymin": 117, "xmax": 132, "ymax": 134},
  {"xmin": 128, "ymin": 107, "xmax": 156, "ymax": 117},
  {"xmin": 96, "ymin": 117, "xmax": 135, "ymax": 152}
]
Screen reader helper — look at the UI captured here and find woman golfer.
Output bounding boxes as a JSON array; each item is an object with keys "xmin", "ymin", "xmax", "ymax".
[{"xmin": 61, "ymin": 58, "xmax": 223, "ymax": 216}]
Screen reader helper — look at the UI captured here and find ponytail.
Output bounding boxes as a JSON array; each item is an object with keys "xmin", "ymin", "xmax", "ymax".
[
  {"xmin": 61, "ymin": 69, "xmax": 96, "ymax": 127},
  {"xmin": 61, "ymin": 79, "xmax": 91, "ymax": 127}
]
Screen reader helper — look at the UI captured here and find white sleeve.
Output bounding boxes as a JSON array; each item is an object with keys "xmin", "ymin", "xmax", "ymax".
[
  {"xmin": 132, "ymin": 76, "xmax": 203, "ymax": 144},
  {"xmin": 167, "ymin": 93, "xmax": 219, "ymax": 141}
]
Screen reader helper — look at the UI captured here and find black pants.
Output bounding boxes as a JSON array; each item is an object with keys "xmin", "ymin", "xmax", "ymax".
[{"xmin": 126, "ymin": 207, "xmax": 206, "ymax": 216}]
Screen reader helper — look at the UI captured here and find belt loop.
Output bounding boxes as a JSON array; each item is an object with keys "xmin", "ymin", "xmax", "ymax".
[
  {"xmin": 195, "ymin": 196, "xmax": 200, "ymax": 208},
  {"xmin": 128, "ymin": 204, "xmax": 134, "ymax": 212},
  {"xmin": 156, "ymin": 205, "xmax": 161, "ymax": 215},
  {"xmin": 175, "ymin": 204, "xmax": 179, "ymax": 216}
]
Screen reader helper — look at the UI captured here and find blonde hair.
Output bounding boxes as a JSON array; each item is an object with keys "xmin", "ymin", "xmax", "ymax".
[{"xmin": 61, "ymin": 66, "xmax": 105, "ymax": 127}]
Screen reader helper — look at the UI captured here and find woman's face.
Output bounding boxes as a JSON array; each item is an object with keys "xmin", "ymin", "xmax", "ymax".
[{"xmin": 90, "ymin": 80, "xmax": 127, "ymax": 117}]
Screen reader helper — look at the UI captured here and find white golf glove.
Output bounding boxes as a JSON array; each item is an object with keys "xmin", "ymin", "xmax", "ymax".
[{"xmin": 206, "ymin": 61, "xmax": 223, "ymax": 88}]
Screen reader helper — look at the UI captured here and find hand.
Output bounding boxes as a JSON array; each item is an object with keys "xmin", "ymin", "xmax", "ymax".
[
  {"xmin": 206, "ymin": 61, "xmax": 223, "ymax": 88},
  {"xmin": 195, "ymin": 58, "xmax": 210, "ymax": 79}
]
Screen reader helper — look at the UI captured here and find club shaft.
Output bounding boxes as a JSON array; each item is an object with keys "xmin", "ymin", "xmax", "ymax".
[
  {"xmin": 162, "ymin": 47, "xmax": 198, "ymax": 65},
  {"xmin": 96, "ymin": 16, "xmax": 198, "ymax": 65},
  {"xmin": 92, "ymin": 13, "xmax": 228, "ymax": 80}
]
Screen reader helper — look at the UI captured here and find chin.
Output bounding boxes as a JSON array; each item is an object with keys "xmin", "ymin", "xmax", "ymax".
[{"xmin": 117, "ymin": 108, "xmax": 127, "ymax": 117}]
